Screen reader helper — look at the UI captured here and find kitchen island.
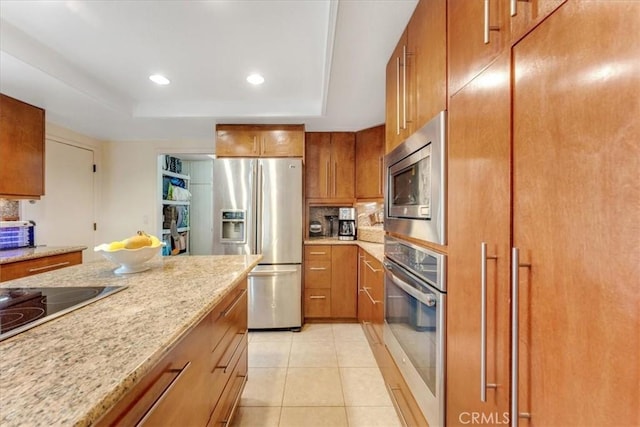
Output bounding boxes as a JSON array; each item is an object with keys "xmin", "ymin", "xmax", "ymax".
[{"xmin": 0, "ymin": 254, "xmax": 261, "ymax": 426}]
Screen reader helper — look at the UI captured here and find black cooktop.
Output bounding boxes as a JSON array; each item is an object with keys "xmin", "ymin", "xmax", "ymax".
[{"xmin": 0, "ymin": 286, "xmax": 126, "ymax": 342}]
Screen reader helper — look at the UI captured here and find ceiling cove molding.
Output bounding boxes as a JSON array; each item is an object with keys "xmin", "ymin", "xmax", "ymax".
[{"xmin": 0, "ymin": 18, "xmax": 133, "ymax": 115}]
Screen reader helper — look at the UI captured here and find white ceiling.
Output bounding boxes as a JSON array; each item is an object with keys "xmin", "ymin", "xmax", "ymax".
[{"xmin": 0, "ymin": 0, "xmax": 418, "ymax": 142}]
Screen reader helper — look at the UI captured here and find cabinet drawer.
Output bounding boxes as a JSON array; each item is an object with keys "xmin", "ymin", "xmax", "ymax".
[
  {"xmin": 209, "ymin": 345, "xmax": 248, "ymax": 427},
  {"xmin": 304, "ymin": 245, "xmax": 331, "ymax": 261},
  {"xmin": 0, "ymin": 251, "xmax": 82, "ymax": 282},
  {"xmin": 304, "ymin": 289, "xmax": 331, "ymax": 318},
  {"xmin": 304, "ymin": 260, "xmax": 331, "ymax": 288}
]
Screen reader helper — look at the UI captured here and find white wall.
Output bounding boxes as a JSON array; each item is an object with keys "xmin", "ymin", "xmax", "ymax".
[{"xmin": 98, "ymin": 140, "xmax": 214, "ymax": 246}]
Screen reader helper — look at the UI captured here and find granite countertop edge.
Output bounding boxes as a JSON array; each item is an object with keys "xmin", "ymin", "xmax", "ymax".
[{"xmin": 0, "ymin": 245, "xmax": 87, "ymax": 264}]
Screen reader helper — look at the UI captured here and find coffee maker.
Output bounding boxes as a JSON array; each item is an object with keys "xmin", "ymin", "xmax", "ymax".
[{"xmin": 338, "ymin": 207, "xmax": 357, "ymax": 241}]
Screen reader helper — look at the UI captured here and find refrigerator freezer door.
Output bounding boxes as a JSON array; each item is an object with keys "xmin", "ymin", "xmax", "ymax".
[
  {"xmin": 248, "ymin": 264, "xmax": 302, "ymax": 329},
  {"xmin": 211, "ymin": 159, "xmax": 256, "ymax": 255},
  {"xmin": 257, "ymin": 158, "xmax": 302, "ymax": 264}
]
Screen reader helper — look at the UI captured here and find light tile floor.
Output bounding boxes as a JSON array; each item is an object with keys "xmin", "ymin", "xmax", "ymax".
[{"xmin": 231, "ymin": 323, "xmax": 403, "ymax": 427}]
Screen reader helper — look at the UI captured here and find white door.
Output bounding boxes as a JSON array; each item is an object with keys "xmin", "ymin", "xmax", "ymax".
[{"xmin": 22, "ymin": 140, "xmax": 95, "ymax": 261}]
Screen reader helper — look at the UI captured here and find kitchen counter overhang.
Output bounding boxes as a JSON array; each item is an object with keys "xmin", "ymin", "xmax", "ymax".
[{"xmin": 0, "ymin": 254, "xmax": 261, "ymax": 427}]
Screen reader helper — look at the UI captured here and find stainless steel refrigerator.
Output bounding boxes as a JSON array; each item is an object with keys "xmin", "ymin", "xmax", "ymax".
[{"xmin": 211, "ymin": 158, "xmax": 302, "ymax": 330}]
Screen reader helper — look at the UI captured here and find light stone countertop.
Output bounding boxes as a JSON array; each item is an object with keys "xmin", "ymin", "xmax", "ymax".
[
  {"xmin": 0, "ymin": 254, "xmax": 262, "ymax": 427},
  {"xmin": 0, "ymin": 246, "xmax": 87, "ymax": 264},
  {"xmin": 304, "ymin": 238, "xmax": 384, "ymax": 263}
]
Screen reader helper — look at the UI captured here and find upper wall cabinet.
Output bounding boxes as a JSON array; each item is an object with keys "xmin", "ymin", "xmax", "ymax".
[
  {"xmin": 215, "ymin": 124, "xmax": 304, "ymax": 157},
  {"xmin": 385, "ymin": 0, "xmax": 447, "ymax": 153},
  {"xmin": 355, "ymin": 124, "xmax": 384, "ymax": 200},
  {"xmin": 409, "ymin": 0, "xmax": 447, "ymax": 131},
  {"xmin": 385, "ymin": 29, "xmax": 412, "ymax": 153},
  {"xmin": 305, "ymin": 132, "xmax": 355, "ymax": 201},
  {"xmin": 0, "ymin": 94, "xmax": 45, "ymax": 199},
  {"xmin": 448, "ymin": 0, "xmax": 566, "ymax": 97}
]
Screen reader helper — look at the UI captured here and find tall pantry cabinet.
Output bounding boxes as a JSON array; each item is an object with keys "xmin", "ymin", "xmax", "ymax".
[{"xmin": 446, "ymin": 1, "xmax": 639, "ymax": 426}]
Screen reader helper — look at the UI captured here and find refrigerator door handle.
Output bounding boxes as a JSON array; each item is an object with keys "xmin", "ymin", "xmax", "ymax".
[
  {"xmin": 256, "ymin": 161, "xmax": 263, "ymax": 254},
  {"xmin": 249, "ymin": 268, "xmax": 299, "ymax": 276}
]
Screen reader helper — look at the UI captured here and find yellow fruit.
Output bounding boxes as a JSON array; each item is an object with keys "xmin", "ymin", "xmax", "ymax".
[
  {"xmin": 107, "ymin": 241, "xmax": 125, "ymax": 251},
  {"xmin": 150, "ymin": 235, "xmax": 161, "ymax": 246},
  {"xmin": 124, "ymin": 231, "xmax": 152, "ymax": 249}
]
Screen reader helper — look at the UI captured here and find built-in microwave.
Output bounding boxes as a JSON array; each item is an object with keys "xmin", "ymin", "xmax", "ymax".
[{"xmin": 384, "ymin": 111, "xmax": 446, "ymax": 245}]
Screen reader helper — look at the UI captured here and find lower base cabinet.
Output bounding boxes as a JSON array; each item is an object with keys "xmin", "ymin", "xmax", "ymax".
[
  {"xmin": 357, "ymin": 248, "xmax": 384, "ymax": 342},
  {"xmin": 304, "ymin": 245, "xmax": 357, "ymax": 320},
  {"xmin": 96, "ymin": 279, "xmax": 248, "ymax": 427},
  {"xmin": 0, "ymin": 251, "xmax": 82, "ymax": 282}
]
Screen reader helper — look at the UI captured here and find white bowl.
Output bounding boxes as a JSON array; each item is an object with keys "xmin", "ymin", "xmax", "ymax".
[{"xmin": 94, "ymin": 243, "xmax": 164, "ymax": 274}]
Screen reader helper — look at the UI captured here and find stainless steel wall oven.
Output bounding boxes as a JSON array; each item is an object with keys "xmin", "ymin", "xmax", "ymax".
[
  {"xmin": 383, "ymin": 235, "xmax": 446, "ymax": 427},
  {"xmin": 384, "ymin": 111, "xmax": 446, "ymax": 245}
]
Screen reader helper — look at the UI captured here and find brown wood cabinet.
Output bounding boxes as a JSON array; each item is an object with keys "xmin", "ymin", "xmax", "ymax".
[
  {"xmin": 97, "ymin": 279, "xmax": 248, "ymax": 427},
  {"xmin": 304, "ymin": 245, "xmax": 357, "ymax": 320},
  {"xmin": 305, "ymin": 132, "xmax": 355, "ymax": 201},
  {"xmin": 385, "ymin": 29, "xmax": 411, "ymax": 153},
  {"xmin": 0, "ymin": 251, "xmax": 82, "ymax": 282},
  {"xmin": 357, "ymin": 248, "xmax": 384, "ymax": 342},
  {"xmin": 385, "ymin": 0, "xmax": 447, "ymax": 154},
  {"xmin": 355, "ymin": 125, "xmax": 384, "ymax": 200},
  {"xmin": 408, "ymin": 0, "xmax": 447, "ymax": 131},
  {"xmin": 0, "ymin": 93, "xmax": 45, "ymax": 199},
  {"xmin": 448, "ymin": 0, "xmax": 566, "ymax": 97},
  {"xmin": 446, "ymin": 2, "xmax": 639, "ymax": 426},
  {"xmin": 215, "ymin": 124, "xmax": 304, "ymax": 157}
]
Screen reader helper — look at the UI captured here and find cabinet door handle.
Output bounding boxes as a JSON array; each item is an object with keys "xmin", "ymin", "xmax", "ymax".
[
  {"xmin": 253, "ymin": 135, "xmax": 258, "ymax": 153},
  {"xmin": 325, "ymin": 160, "xmax": 330, "ymax": 196},
  {"xmin": 363, "ymin": 287, "xmax": 380, "ymax": 305},
  {"xmin": 402, "ymin": 44, "xmax": 407, "ymax": 130},
  {"xmin": 396, "ymin": 56, "xmax": 401, "ymax": 135},
  {"xmin": 309, "ymin": 295, "xmax": 326, "ymax": 300},
  {"xmin": 480, "ymin": 242, "xmax": 498, "ymax": 402},
  {"xmin": 28, "ymin": 261, "xmax": 71, "ymax": 273},
  {"xmin": 511, "ymin": 247, "xmax": 532, "ymax": 426},
  {"xmin": 483, "ymin": 0, "xmax": 501, "ymax": 44},
  {"xmin": 137, "ymin": 361, "xmax": 191, "ymax": 426},
  {"xmin": 378, "ymin": 157, "xmax": 384, "ymax": 195},
  {"xmin": 363, "ymin": 259, "xmax": 382, "ymax": 273},
  {"xmin": 216, "ymin": 332, "xmax": 245, "ymax": 373},
  {"xmin": 309, "ymin": 251, "xmax": 326, "ymax": 255},
  {"xmin": 309, "ymin": 267, "xmax": 327, "ymax": 271},
  {"xmin": 222, "ymin": 288, "xmax": 247, "ymax": 318},
  {"xmin": 333, "ymin": 162, "xmax": 337, "ymax": 196}
]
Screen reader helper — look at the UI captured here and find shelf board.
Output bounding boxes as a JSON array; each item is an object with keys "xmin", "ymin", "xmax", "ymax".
[
  {"xmin": 162, "ymin": 200, "xmax": 190, "ymax": 206},
  {"xmin": 162, "ymin": 170, "xmax": 190, "ymax": 180},
  {"xmin": 162, "ymin": 227, "xmax": 190, "ymax": 233}
]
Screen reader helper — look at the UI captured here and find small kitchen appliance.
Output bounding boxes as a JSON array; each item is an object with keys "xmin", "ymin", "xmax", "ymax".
[
  {"xmin": 384, "ymin": 110, "xmax": 446, "ymax": 245},
  {"xmin": 338, "ymin": 208, "xmax": 356, "ymax": 241},
  {"xmin": 0, "ymin": 221, "xmax": 35, "ymax": 250},
  {"xmin": 309, "ymin": 220, "xmax": 323, "ymax": 237}
]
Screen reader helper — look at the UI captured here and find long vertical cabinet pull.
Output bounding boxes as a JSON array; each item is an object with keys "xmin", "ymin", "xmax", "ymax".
[
  {"xmin": 480, "ymin": 242, "xmax": 498, "ymax": 402},
  {"xmin": 333, "ymin": 162, "xmax": 337, "ymax": 197},
  {"xmin": 325, "ymin": 160, "xmax": 330, "ymax": 197},
  {"xmin": 511, "ymin": 248, "xmax": 531, "ymax": 427},
  {"xmin": 402, "ymin": 45, "xmax": 407, "ymax": 131},
  {"xmin": 378, "ymin": 157, "xmax": 384, "ymax": 195},
  {"xmin": 510, "ymin": 0, "xmax": 518, "ymax": 16},
  {"xmin": 396, "ymin": 57, "xmax": 401, "ymax": 135},
  {"xmin": 483, "ymin": 0, "xmax": 501, "ymax": 44}
]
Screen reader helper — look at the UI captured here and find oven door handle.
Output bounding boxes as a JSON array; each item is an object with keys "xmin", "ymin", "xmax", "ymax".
[{"xmin": 386, "ymin": 269, "xmax": 437, "ymax": 307}]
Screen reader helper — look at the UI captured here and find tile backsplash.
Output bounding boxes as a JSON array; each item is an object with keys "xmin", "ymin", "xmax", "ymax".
[
  {"xmin": 355, "ymin": 201, "xmax": 384, "ymax": 227},
  {"xmin": 0, "ymin": 199, "xmax": 19, "ymax": 221},
  {"xmin": 308, "ymin": 206, "xmax": 342, "ymax": 237}
]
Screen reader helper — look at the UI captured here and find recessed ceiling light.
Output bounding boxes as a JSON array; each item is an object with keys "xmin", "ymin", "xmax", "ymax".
[
  {"xmin": 246, "ymin": 73, "xmax": 265, "ymax": 85},
  {"xmin": 149, "ymin": 74, "xmax": 170, "ymax": 85}
]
